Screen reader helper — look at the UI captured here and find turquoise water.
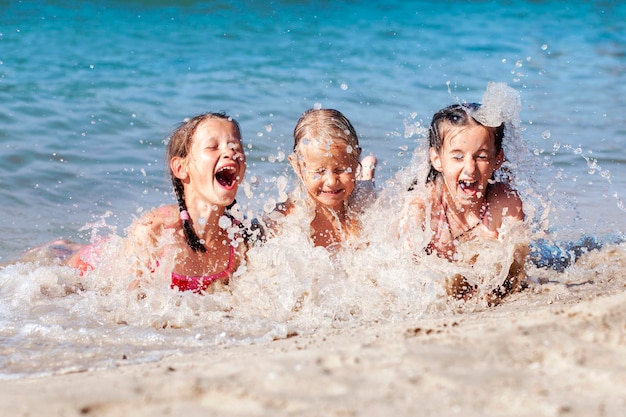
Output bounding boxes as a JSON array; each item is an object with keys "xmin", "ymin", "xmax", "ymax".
[
  {"xmin": 1, "ymin": 0, "xmax": 624, "ymax": 257},
  {"xmin": 0, "ymin": 1, "xmax": 625, "ymax": 378}
]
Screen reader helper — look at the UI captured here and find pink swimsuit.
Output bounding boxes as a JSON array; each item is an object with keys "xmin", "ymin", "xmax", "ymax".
[
  {"xmin": 170, "ymin": 245, "xmax": 236, "ymax": 293},
  {"xmin": 426, "ymin": 188, "xmax": 490, "ymax": 256},
  {"xmin": 73, "ymin": 207, "xmax": 239, "ymax": 293}
]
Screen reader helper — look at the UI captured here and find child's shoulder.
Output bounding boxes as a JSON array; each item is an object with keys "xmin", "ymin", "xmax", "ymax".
[
  {"xmin": 274, "ymin": 198, "xmax": 296, "ymax": 216},
  {"xmin": 405, "ymin": 181, "xmax": 438, "ymax": 207},
  {"xmin": 132, "ymin": 204, "xmax": 180, "ymax": 233},
  {"xmin": 488, "ymin": 182, "xmax": 524, "ymax": 220},
  {"xmin": 488, "ymin": 182, "xmax": 521, "ymax": 202},
  {"xmin": 400, "ymin": 182, "xmax": 436, "ymax": 225}
]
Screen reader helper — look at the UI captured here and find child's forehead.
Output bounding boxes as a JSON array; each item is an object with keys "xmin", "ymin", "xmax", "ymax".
[
  {"xmin": 442, "ymin": 124, "xmax": 495, "ymax": 149},
  {"xmin": 299, "ymin": 139, "xmax": 355, "ymax": 163},
  {"xmin": 299, "ymin": 136, "xmax": 353, "ymax": 153},
  {"xmin": 194, "ymin": 118, "xmax": 241, "ymax": 141}
]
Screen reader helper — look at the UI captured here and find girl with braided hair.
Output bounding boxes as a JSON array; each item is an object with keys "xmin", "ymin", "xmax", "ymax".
[{"xmin": 66, "ymin": 112, "xmax": 248, "ymax": 293}]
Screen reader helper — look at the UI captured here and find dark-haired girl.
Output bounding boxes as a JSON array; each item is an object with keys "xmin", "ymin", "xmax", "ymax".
[
  {"xmin": 66, "ymin": 112, "xmax": 248, "ymax": 293},
  {"xmin": 400, "ymin": 101, "xmax": 527, "ymax": 303}
]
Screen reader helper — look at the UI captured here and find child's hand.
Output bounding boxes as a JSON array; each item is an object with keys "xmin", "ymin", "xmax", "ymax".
[{"xmin": 358, "ymin": 155, "xmax": 377, "ymax": 181}]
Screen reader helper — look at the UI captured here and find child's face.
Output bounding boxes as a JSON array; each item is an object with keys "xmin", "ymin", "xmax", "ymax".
[
  {"xmin": 174, "ymin": 118, "xmax": 246, "ymax": 207},
  {"xmin": 430, "ymin": 123, "xmax": 503, "ymax": 206},
  {"xmin": 292, "ymin": 139, "xmax": 359, "ymax": 211}
]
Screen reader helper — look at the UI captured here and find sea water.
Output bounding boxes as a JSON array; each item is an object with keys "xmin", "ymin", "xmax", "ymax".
[{"xmin": 1, "ymin": 1, "xmax": 625, "ymax": 378}]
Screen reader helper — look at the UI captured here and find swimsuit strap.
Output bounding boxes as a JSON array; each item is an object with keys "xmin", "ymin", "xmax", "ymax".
[
  {"xmin": 425, "ymin": 184, "xmax": 490, "ymax": 256},
  {"xmin": 171, "ymin": 244, "xmax": 236, "ymax": 293},
  {"xmin": 440, "ymin": 184, "xmax": 489, "ymax": 239}
]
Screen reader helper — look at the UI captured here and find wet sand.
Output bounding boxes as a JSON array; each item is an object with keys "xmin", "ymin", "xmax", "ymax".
[{"xmin": 1, "ymin": 244, "xmax": 625, "ymax": 417}]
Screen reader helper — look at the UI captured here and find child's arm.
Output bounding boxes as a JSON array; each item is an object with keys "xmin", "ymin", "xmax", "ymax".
[
  {"xmin": 486, "ymin": 182, "xmax": 528, "ymax": 304},
  {"xmin": 124, "ymin": 205, "xmax": 175, "ymax": 282},
  {"xmin": 398, "ymin": 193, "xmax": 428, "ymax": 252}
]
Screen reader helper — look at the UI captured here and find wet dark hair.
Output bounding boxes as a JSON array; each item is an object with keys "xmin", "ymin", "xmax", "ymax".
[
  {"xmin": 166, "ymin": 112, "xmax": 242, "ymax": 252},
  {"xmin": 425, "ymin": 102, "xmax": 505, "ymax": 183}
]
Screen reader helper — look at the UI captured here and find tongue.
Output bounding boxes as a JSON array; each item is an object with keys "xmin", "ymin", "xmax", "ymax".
[
  {"xmin": 460, "ymin": 182, "xmax": 478, "ymax": 194},
  {"xmin": 216, "ymin": 172, "xmax": 234, "ymax": 187}
]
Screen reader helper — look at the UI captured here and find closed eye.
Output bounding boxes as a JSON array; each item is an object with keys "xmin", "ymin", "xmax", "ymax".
[{"xmin": 228, "ymin": 142, "xmax": 243, "ymax": 153}]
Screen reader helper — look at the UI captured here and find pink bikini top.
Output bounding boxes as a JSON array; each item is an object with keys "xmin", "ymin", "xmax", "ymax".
[
  {"xmin": 426, "ymin": 187, "xmax": 490, "ymax": 256},
  {"xmin": 170, "ymin": 245, "xmax": 236, "ymax": 293}
]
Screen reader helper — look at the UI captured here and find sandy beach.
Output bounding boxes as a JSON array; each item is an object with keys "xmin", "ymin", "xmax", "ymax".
[
  {"xmin": 2, "ymin": 2, "xmax": 625, "ymax": 416},
  {"xmin": 1, "ymin": 244, "xmax": 624, "ymax": 417}
]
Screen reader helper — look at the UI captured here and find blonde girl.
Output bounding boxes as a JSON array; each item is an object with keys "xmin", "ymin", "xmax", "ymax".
[{"xmin": 273, "ymin": 108, "xmax": 376, "ymax": 248}]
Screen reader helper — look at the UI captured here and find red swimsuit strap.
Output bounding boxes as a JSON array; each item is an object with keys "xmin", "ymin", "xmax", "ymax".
[{"xmin": 170, "ymin": 245, "xmax": 236, "ymax": 293}]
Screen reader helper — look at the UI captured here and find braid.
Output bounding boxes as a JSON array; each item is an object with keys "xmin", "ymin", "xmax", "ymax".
[
  {"xmin": 173, "ymin": 178, "xmax": 207, "ymax": 253},
  {"xmin": 166, "ymin": 112, "xmax": 240, "ymax": 253}
]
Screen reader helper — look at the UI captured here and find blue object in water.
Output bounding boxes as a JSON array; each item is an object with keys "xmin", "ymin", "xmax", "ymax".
[{"xmin": 529, "ymin": 235, "xmax": 606, "ymax": 272}]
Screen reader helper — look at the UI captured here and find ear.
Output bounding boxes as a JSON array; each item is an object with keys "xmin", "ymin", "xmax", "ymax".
[
  {"xmin": 288, "ymin": 153, "xmax": 303, "ymax": 179},
  {"xmin": 495, "ymin": 149, "xmax": 505, "ymax": 170},
  {"xmin": 429, "ymin": 147, "xmax": 443, "ymax": 172},
  {"xmin": 170, "ymin": 156, "xmax": 188, "ymax": 180}
]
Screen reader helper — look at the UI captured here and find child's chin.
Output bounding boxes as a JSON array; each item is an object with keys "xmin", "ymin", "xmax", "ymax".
[{"xmin": 316, "ymin": 198, "xmax": 346, "ymax": 209}]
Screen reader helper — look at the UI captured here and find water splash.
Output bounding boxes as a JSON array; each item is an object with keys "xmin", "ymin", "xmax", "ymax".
[{"xmin": 1, "ymin": 81, "xmax": 624, "ymax": 380}]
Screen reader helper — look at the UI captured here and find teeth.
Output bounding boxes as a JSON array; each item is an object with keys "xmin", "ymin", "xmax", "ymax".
[
  {"xmin": 459, "ymin": 181, "xmax": 476, "ymax": 191},
  {"xmin": 216, "ymin": 165, "xmax": 238, "ymax": 187}
]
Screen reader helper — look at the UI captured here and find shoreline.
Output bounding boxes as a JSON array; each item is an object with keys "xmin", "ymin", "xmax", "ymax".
[{"xmin": 2, "ymin": 266, "xmax": 624, "ymax": 417}]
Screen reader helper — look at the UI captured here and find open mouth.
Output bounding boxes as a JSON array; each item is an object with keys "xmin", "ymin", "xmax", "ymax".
[
  {"xmin": 459, "ymin": 180, "xmax": 479, "ymax": 195},
  {"xmin": 321, "ymin": 189, "xmax": 344, "ymax": 195},
  {"xmin": 215, "ymin": 166, "xmax": 238, "ymax": 189}
]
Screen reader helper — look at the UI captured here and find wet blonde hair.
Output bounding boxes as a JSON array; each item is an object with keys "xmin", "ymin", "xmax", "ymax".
[{"xmin": 293, "ymin": 108, "xmax": 362, "ymax": 168}]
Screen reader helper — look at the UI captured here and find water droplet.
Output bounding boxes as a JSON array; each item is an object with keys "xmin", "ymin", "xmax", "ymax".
[
  {"xmin": 263, "ymin": 198, "xmax": 277, "ymax": 213},
  {"xmin": 218, "ymin": 215, "xmax": 232, "ymax": 229},
  {"xmin": 541, "ymin": 130, "xmax": 551, "ymax": 139}
]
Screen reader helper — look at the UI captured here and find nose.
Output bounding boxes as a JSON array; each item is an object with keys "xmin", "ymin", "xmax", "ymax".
[
  {"xmin": 323, "ymin": 171, "xmax": 339, "ymax": 186},
  {"xmin": 224, "ymin": 144, "xmax": 241, "ymax": 160},
  {"xmin": 463, "ymin": 158, "xmax": 477, "ymax": 177}
]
